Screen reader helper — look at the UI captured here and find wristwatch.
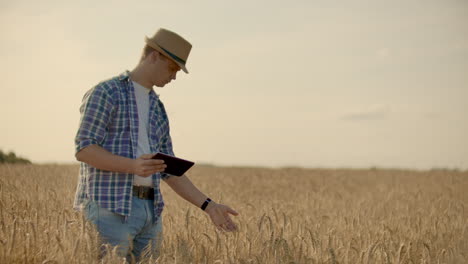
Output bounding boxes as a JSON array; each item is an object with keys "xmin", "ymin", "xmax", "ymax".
[{"xmin": 201, "ymin": 198, "xmax": 212, "ymax": 211}]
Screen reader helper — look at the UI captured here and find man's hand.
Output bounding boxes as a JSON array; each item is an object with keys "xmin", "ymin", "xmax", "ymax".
[
  {"xmin": 131, "ymin": 154, "xmax": 166, "ymax": 177},
  {"xmin": 205, "ymin": 202, "xmax": 239, "ymax": 232},
  {"xmin": 163, "ymin": 175, "xmax": 239, "ymax": 232}
]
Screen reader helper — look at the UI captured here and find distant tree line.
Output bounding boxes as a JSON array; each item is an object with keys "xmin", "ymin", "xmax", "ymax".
[{"xmin": 0, "ymin": 150, "xmax": 31, "ymax": 164}]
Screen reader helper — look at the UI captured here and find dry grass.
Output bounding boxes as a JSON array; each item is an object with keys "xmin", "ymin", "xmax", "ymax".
[{"xmin": 0, "ymin": 164, "xmax": 467, "ymax": 263}]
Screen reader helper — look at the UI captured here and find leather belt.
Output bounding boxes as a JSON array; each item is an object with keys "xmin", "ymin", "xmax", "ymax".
[{"xmin": 132, "ymin": 186, "xmax": 154, "ymax": 200}]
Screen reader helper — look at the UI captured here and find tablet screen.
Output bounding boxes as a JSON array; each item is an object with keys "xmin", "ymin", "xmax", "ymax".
[{"xmin": 151, "ymin": 153, "xmax": 195, "ymax": 176}]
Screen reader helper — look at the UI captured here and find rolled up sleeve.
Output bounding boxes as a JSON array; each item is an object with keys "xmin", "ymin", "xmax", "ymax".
[{"xmin": 75, "ymin": 85, "xmax": 115, "ymax": 154}]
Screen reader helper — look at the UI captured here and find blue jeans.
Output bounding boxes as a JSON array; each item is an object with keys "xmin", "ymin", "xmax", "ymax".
[{"xmin": 84, "ymin": 196, "xmax": 163, "ymax": 262}]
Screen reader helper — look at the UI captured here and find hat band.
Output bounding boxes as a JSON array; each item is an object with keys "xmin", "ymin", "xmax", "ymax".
[{"xmin": 158, "ymin": 45, "xmax": 186, "ymax": 66}]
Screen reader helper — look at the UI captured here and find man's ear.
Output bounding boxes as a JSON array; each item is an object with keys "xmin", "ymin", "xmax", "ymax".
[{"xmin": 151, "ymin": 51, "xmax": 162, "ymax": 63}]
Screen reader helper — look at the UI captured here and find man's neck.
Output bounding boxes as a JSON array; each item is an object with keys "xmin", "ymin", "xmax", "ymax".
[{"xmin": 129, "ymin": 66, "xmax": 153, "ymax": 90}]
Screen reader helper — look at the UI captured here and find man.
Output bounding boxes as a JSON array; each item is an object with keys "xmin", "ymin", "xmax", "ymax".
[{"xmin": 73, "ymin": 28, "xmax": 238, "ymax": 262}]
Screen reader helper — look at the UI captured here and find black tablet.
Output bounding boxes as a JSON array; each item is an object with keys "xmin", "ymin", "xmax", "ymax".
[{"xmin": 151, "ymin": 153, "xmax": 195, "ymax": 176}]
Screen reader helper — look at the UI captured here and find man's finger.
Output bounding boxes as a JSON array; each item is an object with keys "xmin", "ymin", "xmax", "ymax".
[
  {"xmin": 139, "ymin": 166, "xmax": 166, "ymax": 176},
  {"xmin": 139, "ymin": 154, "xmax": 156, "ymax": 159},
  {"xmin": 142, "ymin": 164, "xmax": 166, "ymax": 171},
  {"xmin": 143, "ymin": 159, "xmax": 165, "ymax": 165},
  {"xmin": 225, "ymin": 217, "xmax": 234, "ymax": 225},
  {"xmin": 146, "ymin": 168, "xmax": 166, "ymax": 175},
  {"xmin": 228, "ymin": 224, "xmax": 237, "ymax": 232},
  {"xmin": 226, "ymin": 207, "xmax": 239, "ymax": 216},
  {"xmin": 227, "ymin": 224, "xmax": 237, "ymax": 232},
  {"xmin": 220, "ymin": 223, "xmax": 231, "ymax": 232}
]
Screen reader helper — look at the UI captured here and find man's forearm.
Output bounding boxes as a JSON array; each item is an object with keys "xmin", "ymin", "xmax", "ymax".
[
  {"xmin": 164, "ymin": 175, "xmax": 208, "ymax": 208},
  {"xmin": 165, "ymin": 174, "xmax": 239, "ymax": 232},
  {"xmin": 75, "ymin": 144, "xmax": 135, "ymax": 173}
]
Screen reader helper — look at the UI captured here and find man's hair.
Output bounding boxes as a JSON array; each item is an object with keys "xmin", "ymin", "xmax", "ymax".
[{"xmin": 140, "ymin": 45, "xmax": 166, "ymax": 62}]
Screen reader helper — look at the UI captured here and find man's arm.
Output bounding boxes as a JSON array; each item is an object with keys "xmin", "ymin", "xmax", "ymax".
[
  {"xmin": 76, "ymin": 145, "xmax": 166, "ymax": 177},
  {"xmin": 164, "ymin": 175, "xmax": 239, "ymax": 231}
]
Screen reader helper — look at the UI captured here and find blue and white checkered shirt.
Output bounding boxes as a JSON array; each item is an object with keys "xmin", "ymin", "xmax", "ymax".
[{"xmin": 73, "ymin": 71, "xmax": 174, "ymax": 222}]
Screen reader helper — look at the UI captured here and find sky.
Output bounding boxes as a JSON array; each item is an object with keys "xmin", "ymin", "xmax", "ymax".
[{"xmin": 0, "ymin": 0, "xmax": 467, "ymax": 169}]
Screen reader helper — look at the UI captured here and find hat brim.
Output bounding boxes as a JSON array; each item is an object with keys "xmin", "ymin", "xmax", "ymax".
[{"xmin": 145, "ymin": 37, "xmax": 189, "ymax": 74}]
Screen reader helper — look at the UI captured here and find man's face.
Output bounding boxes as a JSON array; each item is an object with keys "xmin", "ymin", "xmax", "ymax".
[{"xmin": 150, "ymin": 52, "xmax": 181, "ymax": 87}]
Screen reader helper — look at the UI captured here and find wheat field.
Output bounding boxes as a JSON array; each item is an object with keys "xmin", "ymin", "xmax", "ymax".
[{"xmin": 0, "ymin": 164, "xmax": 467, "ymax": 263}]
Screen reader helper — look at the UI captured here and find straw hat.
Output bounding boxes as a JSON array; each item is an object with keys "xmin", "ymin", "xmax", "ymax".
[{"xmin": 145, "ymin": 28, "xmax": 192, "ymax": 73}]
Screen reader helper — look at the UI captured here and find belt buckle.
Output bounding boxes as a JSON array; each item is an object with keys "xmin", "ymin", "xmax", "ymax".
[{"xmin": 138, "ymin": 188, "xmax": 146, "ymax": 199}]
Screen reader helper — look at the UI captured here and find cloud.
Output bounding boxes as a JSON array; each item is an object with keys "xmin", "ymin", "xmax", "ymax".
[{"xmin": 341, "ymin": 104, "xmax": 391, "ymax": 121}]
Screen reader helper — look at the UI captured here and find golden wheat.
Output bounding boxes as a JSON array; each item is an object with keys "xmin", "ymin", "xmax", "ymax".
[{"xmin": 0, "ymin": 164, "xmax": 467, "ymax": 263}]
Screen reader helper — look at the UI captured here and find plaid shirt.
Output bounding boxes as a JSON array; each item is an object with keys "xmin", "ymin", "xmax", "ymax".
[{"xmin": 73, "ymin": 71, "xmax": 174, "ymax": 222}]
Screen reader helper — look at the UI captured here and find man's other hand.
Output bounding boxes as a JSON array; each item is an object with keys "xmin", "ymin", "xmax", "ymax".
[{"xmin": 205, "ymin": 202, "xmax": 239, "ymax": 232}]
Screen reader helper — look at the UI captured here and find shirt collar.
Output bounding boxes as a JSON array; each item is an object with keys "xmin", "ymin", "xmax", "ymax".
[
  {"xmin": 120, "ymin": 70, "xmax": 159, "ymax": 98},
  {"xmin": 118, "ymin": 70, "xmax": 131, "ymax": 82}
]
